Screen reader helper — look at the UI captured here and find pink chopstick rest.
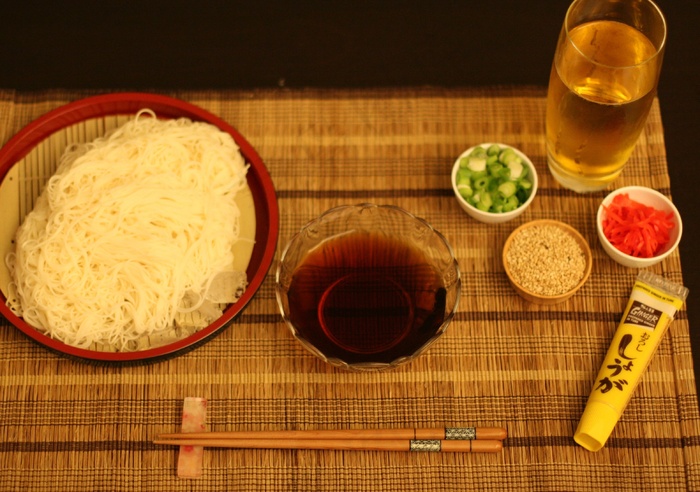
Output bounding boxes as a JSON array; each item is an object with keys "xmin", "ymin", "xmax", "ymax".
[{"xmin": 177, "ymin": 397, "xmax": 208, "ymax": 478}]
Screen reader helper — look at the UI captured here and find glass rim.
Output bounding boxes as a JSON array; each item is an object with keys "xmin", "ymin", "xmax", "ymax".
[{"xmin": 564, "ymin": 0, "xmax": 667, "ymax": 70}]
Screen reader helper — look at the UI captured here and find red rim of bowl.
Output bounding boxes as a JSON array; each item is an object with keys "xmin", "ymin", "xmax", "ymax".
[{"xmin": 0, "ymin": 92, "xmax": 279, "ymax": 363}]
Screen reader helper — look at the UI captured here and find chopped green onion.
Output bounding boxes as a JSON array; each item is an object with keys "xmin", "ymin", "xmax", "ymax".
[
  {"xmin": 505, "ymin": 195, "xmax": 519, "ymax": 211},
  {"xmin": 457, "ymin": 183, "xmax": 473, "ymax": 199},
  {"xmin": 471, "ymin": 146, "xmax": 488, "ymax": 159},
  {"xmin": 497, "ymin": 181, "xmax": 517, "ymax": 198},
  {"xmin": 499, "ymin": 148, "xmax": 516, "ymax": 163},
  {"xmin": 455, "ymin": 144, "xmax": 534, "ymax": 214},
  {"xmin": 456, "ymin": 169, "xmax": 471, "ymax": 186},
  {"xmin": 473, "ymin": 176, "xmax": 491, "ymax": 190},
  {"xmin": 487, "ymin": 162, "xmax": 504, "ymax": 177},
  {"xmin": 476, "ymin": 192, "xmax": 493, "ymax": 211},
  {"xmin": 507, "ymin": 159, "xmax": 524, "ymax": 179},
  {"xmin": 467, "ymin": 156, "xmax": 487, "ymax": 172}
]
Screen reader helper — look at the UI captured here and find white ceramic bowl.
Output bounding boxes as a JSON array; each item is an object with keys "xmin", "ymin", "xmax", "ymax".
[
  {"xmin": 596, "ymin": 186, "xmax": 682, "ymax": 268},
  {"xmin": 451, "ymin": 142, "xmax": 538, "ymax": 224}
]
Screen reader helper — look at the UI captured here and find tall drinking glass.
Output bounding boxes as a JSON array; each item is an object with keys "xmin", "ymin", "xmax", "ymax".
[{"xmin": 545, "ymin": 0, "xmax": 666, "ymax": 193}]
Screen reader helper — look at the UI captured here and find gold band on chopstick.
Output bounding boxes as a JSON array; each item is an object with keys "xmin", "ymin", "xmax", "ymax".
[
  {"xmin": 445, "ymin": 427, "xmax": 477, "ymax": 440},
  {"xmin": 409, "ymin": 440, "xmax": 442, "ymax": 452}
]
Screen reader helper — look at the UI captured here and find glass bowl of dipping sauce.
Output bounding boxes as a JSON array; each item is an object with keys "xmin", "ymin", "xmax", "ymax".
[{"xmin": 275, "ymin": 203, "xmax": 461, "ymax": 371}]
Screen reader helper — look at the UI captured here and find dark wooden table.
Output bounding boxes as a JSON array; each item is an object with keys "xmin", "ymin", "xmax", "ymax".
[{"xmin": 1, "ymin": 0, "xmax": 698, "ymax": 389}]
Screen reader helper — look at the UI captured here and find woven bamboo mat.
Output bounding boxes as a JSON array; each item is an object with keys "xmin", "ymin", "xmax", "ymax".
[{"xmin": 0, "ymin": 87, "xmax": 697, "ymax": 491}]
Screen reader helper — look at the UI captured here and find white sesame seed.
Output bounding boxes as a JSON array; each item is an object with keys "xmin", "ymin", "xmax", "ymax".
[{"xmin": 506, "ymin": 225, "xmax": 587, "ymax": 296}]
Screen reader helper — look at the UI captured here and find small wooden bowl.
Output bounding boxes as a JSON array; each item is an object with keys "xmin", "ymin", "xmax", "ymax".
[{"xmin": 502, "ymin": 219, "xmax": 593, "ymax": 305}]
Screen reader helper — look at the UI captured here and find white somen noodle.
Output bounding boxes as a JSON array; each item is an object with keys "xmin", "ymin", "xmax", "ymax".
[{"xmin": 5, "ymin": 110, "xmax": 249, "ymax": 351}]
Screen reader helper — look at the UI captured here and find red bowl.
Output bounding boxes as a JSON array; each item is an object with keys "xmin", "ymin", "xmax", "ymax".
[{"xmin": 0, "ymin": 92, "xmax": 279, "ymax": 363}]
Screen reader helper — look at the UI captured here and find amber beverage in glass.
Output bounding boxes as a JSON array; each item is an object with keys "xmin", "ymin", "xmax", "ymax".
[{"xmin": 545, "ymin": 0, "xmax": 666, "ymax": 193}]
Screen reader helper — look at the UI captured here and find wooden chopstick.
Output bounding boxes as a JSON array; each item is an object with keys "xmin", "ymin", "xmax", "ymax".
[
  {"xmin": 156, "ymin": 426, "xmax": 507, "ymax": 441},
  {"xmin": 153, "ymin": 437, "xmax": 503, "ymax": 453}
]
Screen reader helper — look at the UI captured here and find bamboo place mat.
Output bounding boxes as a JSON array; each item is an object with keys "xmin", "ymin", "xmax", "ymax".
[{"xmin": 0, "ymin": 87, "xmax": 697, "ymax": 491}]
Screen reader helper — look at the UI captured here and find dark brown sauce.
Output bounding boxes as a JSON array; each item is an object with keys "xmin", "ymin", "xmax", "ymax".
[{"xmin": 287, "ymin": 232, "xmax": 447, "ymax": 364}]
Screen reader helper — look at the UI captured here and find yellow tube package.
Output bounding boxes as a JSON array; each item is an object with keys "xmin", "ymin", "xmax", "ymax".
[{"xmin": 574, "ymin": 270, "xmax": 689, "ymax": 452}]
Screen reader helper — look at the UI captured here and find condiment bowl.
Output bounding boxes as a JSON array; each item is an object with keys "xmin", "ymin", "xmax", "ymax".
[
  {"xmin": 275, "ymin": 203, "xmax": 461, "ymax": 371},
  {"xmin": 502, "ymin": 219, "xmax": 593, "ymax": 305},
  {"xmin": 596, "ymin": 186, "xmax": 682, "ymax": 268},
  {"xmin": 451, "ymin": 142, "xmax": 538, "ymax": 224}
]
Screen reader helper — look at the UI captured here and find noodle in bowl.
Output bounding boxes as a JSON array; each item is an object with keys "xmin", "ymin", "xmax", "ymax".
[{"xmin": 0, "ymin": 93, "xmax": 279, "ymax": 363}]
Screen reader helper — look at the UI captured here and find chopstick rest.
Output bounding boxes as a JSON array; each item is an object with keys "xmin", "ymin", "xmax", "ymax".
[{"xmin": 176, "ymin": 397, "xmax": 207, "ymax": 479}]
